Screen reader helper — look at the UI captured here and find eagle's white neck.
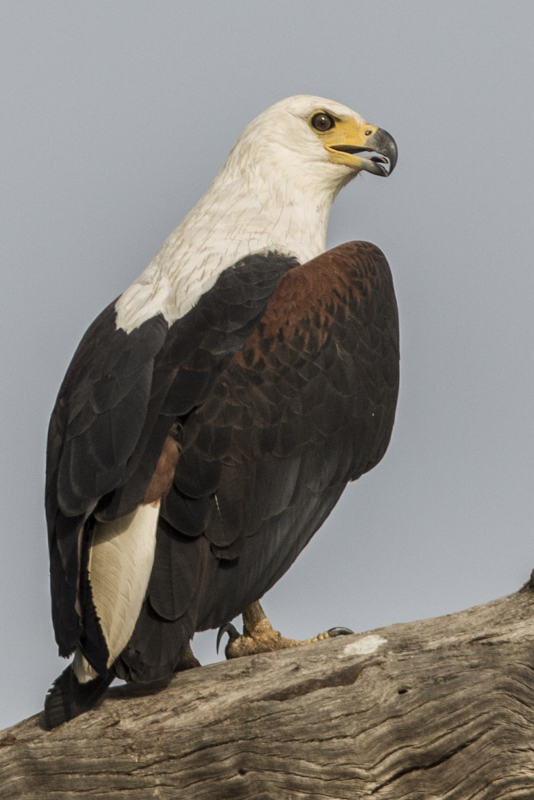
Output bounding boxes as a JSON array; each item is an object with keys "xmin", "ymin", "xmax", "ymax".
[{"xmin": 116, "ymin": 127, "xmax": 353, "ymax": 333}]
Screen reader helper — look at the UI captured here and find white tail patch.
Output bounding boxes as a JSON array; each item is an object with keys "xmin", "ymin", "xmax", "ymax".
[{"xmin": 73, "ymin": 503, "xmax": 160, "ymax": 683}]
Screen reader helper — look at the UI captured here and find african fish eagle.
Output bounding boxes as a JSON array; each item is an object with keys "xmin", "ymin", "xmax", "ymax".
[{"xmin": 44, "ymin": 95, "xmax": 399, "ymax": 729}]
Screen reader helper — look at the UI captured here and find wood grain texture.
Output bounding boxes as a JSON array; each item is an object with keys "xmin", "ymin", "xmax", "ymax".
[{"xmin": 3, "ymin": 580, "xmax": 534, "ymax": 799}]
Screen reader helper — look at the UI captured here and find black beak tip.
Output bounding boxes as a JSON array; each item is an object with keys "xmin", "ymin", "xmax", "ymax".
[
  {"xmin": 380, "ymin": 128, "xmax": 398, "ymax": 175},
  {"xmin": 369, "ymin": 127, "xmax": 398, "ymax": 176}
]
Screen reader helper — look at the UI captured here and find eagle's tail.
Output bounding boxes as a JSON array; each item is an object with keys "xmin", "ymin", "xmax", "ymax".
[{"xmin": 43, "ymin": 665, "xmax": 112, "ymax": 730}]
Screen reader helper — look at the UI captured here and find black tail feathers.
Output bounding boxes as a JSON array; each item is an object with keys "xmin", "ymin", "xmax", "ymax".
[{"xmin": 43, "ymin": 664, "xmax": 113, "ymax": 730}]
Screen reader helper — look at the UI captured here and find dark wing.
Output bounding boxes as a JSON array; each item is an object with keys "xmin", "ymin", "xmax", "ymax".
[
  {"xmin": 46, "ymin": 252, "xmax": 297, "ymax": 660},
  {"xmin": 114, "ymin": 241, "xmax": 400, "ymax": 682}
]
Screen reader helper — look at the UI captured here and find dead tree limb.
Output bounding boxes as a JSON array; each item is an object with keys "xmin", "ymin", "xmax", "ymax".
[{"xmin": 3, "ymin": 579, "xmax": 534, "ymax": 799}]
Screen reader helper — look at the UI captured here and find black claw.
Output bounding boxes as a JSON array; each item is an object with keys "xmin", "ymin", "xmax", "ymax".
[
  {"xmin": 326, "ymin": 626, "xmax": 354, "ymax": 638},
  {"xmin": 216, "ymin": 622, "xmax": 240, "ymax": 653}
]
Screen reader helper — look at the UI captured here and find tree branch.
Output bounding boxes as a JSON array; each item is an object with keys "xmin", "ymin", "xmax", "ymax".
[{"xmin": 3, "ymin": 579, "xmax": 534, "ymax": 799}]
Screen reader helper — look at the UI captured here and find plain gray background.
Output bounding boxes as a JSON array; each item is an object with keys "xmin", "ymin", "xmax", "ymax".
[{"xmin": 1, "ymin": 1, "xmax": 533, "ymax": 731}]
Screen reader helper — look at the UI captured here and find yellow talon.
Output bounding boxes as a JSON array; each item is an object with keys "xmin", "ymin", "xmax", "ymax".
[{"xmin": 217, "ymin": 601, "xmax": 355, "ymax": 659}]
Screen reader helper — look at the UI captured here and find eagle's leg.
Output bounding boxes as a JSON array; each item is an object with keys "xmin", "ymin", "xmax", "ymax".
[
  {"xmin": 173, "ymin": 642, "xmax": 201, "ymax": 672},
  {"xmin": 217, "ymin": 600, "xmax": 353, "ymax": 659}
]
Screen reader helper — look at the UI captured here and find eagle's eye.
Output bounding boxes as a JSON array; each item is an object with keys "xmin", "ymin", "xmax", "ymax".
[{"xmin": 311, "ymin": 112, "xmax": 335, "ymax": 132}]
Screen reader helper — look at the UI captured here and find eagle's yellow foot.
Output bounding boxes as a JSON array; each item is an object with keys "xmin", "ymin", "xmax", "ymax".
[{"xmin": 217, "ymin": 600, "xmax": 353, "ymax": 659}]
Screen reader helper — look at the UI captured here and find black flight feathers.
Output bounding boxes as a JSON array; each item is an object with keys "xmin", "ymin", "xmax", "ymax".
[
  {"xmin": 46, "ymin": 251, "xmax": 297, "ymax": 659},
  {"xmin": 46, "ymin": 242, "xmax": 400, "ymax": 689},
  {"xmin": 115, "ymin": 242, "xmax": 400, "ymax": 682}
]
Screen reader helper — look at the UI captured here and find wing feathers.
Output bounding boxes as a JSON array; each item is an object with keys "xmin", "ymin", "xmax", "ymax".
[
  {"xmin": 47, "ymin": 242, "xmax": 398, "ymax": 679},
  {"xmin": 147, "ymin": 522, "xmax": 202, "ymax": 622},
  {"xmin": 47, "ymin": 252, "xmax": 297, "ymax": 659},
  {"xmin": 116, "ymin": 242, "xmax": 399, "ymax": 677}
]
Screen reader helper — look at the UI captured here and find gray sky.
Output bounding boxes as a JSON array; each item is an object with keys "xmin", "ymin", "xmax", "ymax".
[{"xmin": 1, "ymin": 1, "xmax": 534, "ymax": 731}]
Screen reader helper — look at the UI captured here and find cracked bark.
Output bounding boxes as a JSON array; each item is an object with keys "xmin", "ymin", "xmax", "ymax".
[{"xmin": 3, "ymin": 579, "xmax": 534, "ymax": 799}]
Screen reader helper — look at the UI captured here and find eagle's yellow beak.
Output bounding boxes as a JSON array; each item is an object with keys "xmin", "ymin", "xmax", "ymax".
[{"xmin": 311, "ymin": 113, "xmax": 397, "ymax": 176}]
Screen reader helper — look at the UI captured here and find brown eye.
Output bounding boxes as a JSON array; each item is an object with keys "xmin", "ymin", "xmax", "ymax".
[{"xmin": 311, "ymin": 112, "xmax": 334, "ymax": 132}]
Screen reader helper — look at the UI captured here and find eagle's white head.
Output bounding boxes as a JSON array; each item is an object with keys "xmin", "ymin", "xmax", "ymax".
[
  {"xmin": 116, "ymin": 95, "xmax": 396, "ymax": 332},
  {"xmin": 224, "ymin": 95, "xmax": 396, "ymax": 197}
]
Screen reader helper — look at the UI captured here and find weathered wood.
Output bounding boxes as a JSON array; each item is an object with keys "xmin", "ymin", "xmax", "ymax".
[{"xmin": 3, "ymin": 580, "xmax": 534, "ymax": 799}]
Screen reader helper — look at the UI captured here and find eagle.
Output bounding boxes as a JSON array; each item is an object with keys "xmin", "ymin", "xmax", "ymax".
[{"xmin": 43, "ymin": 95, "xmax": 399, "ymax": 729}]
